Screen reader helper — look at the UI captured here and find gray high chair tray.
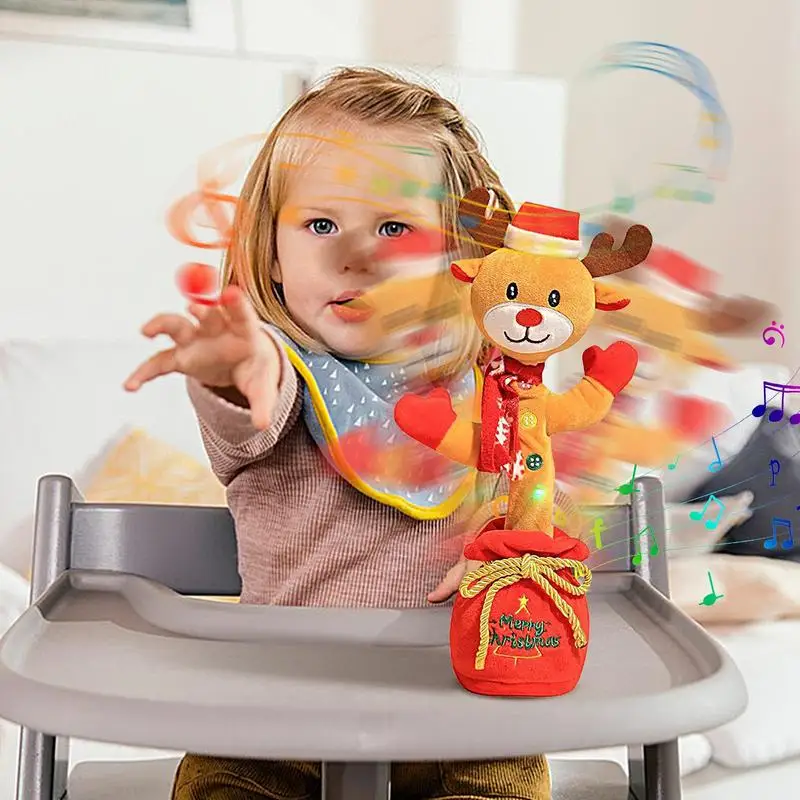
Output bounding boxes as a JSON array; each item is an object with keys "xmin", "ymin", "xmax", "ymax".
[
  {"xmin": 0, "ymin": 567, "xmax": 742, "ymax": 760},
  {"xmin": 0, "ymin": 475, "xmax": 748, "ymax": 800}
]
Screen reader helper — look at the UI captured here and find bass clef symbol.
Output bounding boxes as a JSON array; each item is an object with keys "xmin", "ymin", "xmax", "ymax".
[{"xmin": 762, "ymin": 321, "xmax": 786, "ymax": 348}]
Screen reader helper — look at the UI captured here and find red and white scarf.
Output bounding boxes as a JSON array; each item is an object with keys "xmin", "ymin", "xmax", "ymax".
[{"xmin": 479, "ymin": 353, "xmax": 545, "ymax": 479}]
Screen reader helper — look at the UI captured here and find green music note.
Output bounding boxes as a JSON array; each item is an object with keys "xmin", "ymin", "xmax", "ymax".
[
  {"xmin": 699, "ymin": 571, "xmax": 724, "ymax": 606},
  {"xmin": 400, "ymin": 179, "xmax": 421, "ymax": 198},
  {"xmin": 616, "ymin": 464, "xmax": 641, "ymax": 495},
  {"xmin": 632, "ymin": 525, "xmax": 658, "ymax": 566},
  {"xmin": 611, "ymin": 195, "xmax": 635, "ymax": 213}
]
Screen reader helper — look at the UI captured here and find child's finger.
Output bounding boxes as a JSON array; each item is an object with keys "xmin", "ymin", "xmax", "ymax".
[
  {"xmin": 427, "ymin": 560, "xmax": 466, "ymax": 603},
  {"xmin": 187, "ymin": 303, "xmax": 212, "ymax": 323},
  {"xmin": 188, "ymin": 303, "xmax": 226, "ymax": 338},
  {"xmin": 220, "ymin": 286, "xmax": 261, "ymax": 338},
  {"xmin": 123, "ymin": 348, "xmax": 179, "ymax": 391},
  {"xmin": 141, "ymin": 313, "xmax": 196, "ymax": 346},
  {"xmin": 243, "ymin": 372, "xmax": 272, "ymax": 431}
]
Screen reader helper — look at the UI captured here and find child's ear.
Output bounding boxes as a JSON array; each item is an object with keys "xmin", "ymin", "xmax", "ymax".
[
  {"xmin": 450, "ymin": 258, "xmax": 484, "ymax": 283},
  {"xmin": 270, "ymin": 261, "xmax": 282, "ymax": 282},
  {"xmin": 594, "ymin": 282, "xmax": 631, "ymax": 311}
]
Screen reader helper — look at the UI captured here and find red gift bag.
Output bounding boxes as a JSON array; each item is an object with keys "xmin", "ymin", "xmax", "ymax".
[{"xmin": 451, "ymin": 521, "xmax": 592, "ymax": 697}]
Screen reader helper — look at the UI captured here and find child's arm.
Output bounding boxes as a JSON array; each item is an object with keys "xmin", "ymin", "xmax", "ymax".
[
  {"xmin": 125, "ymin": 286, "xmax": 296, "ymax": 484},
  {"xmin": 187, "ymin": 330, "xmax": 302, "ymax": 484},
  {"xmin": 394, "ymin": 388, "xmax": 482, "ymax": 468},
  {"xmin": 546, "ymin": 342, "xmax": 638, "ymax": 435}
]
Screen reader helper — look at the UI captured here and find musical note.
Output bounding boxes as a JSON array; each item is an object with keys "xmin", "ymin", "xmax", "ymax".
[
  {"xmin": 668, "ymin": 454, "xmax": 680, "ymax": 470},
  {"xmin": 762, "ymin": 321, "xmax": 786, "ymax": 348},
  {"xmin": 425, "ymin": 183, "xmax": 447, "ymax": 202},
  {"xmin": 385, "ymin": 143, "xmax": 435, "ymax": 157},
  {"xmin": 334, "ymin": 165, "xmax": 358, "ymax": 185},
  {"xmin": 689, "ymin": 494, "xmax": 725, "ymax": 531},
  {"xmin": 765, "ymin": 516, "xmax": 795, "ymax": 551},
  {"xmin": 165, "ymin": 187, "xmax": 235, "ymax": 250},
  {"xmin": 371, "ymin": 175, "xmax": 392, "ymax": 197},
  {"xmin": 611, "ymin": 195, "xmax": 635, "ymax": 213},
  {"xmin": 699, "ymin": 571, "xmax": 724, "ymax": 606},
  {"xmin": 769, "ymin": 458, "xmax": 781, "ymax": 487},
  {"xmin": 708, "ymin": 436, "xmax": 722, "ymax": 472},
  {"xmin": 657, "ymin": 162, "xmax": 703, "ymax": 174},
  {"xmin": 632, "ymin": 525, "xmax": 659, "ymax": 566},
  {"xmin": 591, "ymin": 517, "xmax": 606, "ymax": 549},
  {"xmin": 752, "ymin": 381, "xmax": 800, "ymax": 425},
  {"xmin": 616, "ymin": 464, "xmax": 641, "ymax": 495},
  {"xmin": 400, "ymin": 179, "xmax": 422, "ymax": 198},
  {"xmin": 581, "ymin": 222, "xmax": 604, "ymax": 239}
]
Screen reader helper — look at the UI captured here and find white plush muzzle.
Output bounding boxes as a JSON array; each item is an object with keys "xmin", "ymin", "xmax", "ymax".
[{"xmin": 483, "ymin": 302, "xmax": 574, "ymax": 354}]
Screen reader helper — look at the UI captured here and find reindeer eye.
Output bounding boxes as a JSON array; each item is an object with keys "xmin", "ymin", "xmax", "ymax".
[
  {"xmin": 506, "ymin": 283, "xmax": 518, "ymax": 300},
  {"xmin": 548, "ymin": 290, "xmax": 561, "ymax": 308}
]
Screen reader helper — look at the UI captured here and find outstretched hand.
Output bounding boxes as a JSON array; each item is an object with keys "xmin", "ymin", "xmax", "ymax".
[{"xmin": 124, "ymin": 286, "xmax": 281, "ymax": 430}]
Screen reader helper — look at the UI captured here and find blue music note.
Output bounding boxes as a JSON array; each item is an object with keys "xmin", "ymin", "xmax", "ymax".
[
  {"xmin": 708, "ymin": 436, "xmax": 722, "ymax": 472},
  {"xmin": 690, "ymin": 494, "xmax": 725, "ymax": 531},
  {"xmin": 765, "ymin": 517, "xmax": 795, "ymax": 551},
  {"xmin": 752, "ymin": 381, "xmax": 800, "ymax": 424}
]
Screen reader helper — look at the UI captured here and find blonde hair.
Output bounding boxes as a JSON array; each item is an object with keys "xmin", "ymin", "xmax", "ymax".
[{"xmin": 222, "ymin": 66, "xmax": 514, "ymax": 362}]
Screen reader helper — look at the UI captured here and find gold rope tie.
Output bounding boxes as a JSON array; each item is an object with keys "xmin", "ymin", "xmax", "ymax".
[{"xmin": 459, "ymin": 553, "xmax": 592, "ymax": 671}]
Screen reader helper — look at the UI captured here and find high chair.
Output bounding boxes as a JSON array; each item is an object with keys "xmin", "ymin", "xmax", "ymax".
[{"xmin": 0, "ymin": 474, "xmax": 746, "ymax": 800}]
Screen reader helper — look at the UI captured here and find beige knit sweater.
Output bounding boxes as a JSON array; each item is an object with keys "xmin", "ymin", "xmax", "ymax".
[{"xmin": 187, "ymin": 338, "xmax": 466, "ymax": 608}]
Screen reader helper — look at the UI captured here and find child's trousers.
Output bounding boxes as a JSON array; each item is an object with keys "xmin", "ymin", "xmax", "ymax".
[{"xmin": 171, "ymin": 753, "xmax": 551, "ymax": 800}]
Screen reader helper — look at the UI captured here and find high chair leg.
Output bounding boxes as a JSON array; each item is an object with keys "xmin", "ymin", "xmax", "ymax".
[
  {"xmin": 321, "ymin": 761, "xmax": 391, "ymax": 800},
  {"xmin": 16, "ymin": 729, "xmax": 68, "ymax": 800},
  {"xmin": 628, "ymin": 740, "xmax": 681, "ymax": 800}
]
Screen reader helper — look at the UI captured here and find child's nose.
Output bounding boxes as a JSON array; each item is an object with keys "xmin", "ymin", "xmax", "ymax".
[{"xmin": 515, "ymin": 308, "xmax": 543, "ymax": 327}]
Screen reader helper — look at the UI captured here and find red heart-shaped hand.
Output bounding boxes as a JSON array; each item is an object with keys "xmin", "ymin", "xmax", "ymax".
[
  {"xmin": 176, "ymin": 262, "xmax": 219, "ymax": 304},
  {"xmin": 582, "ymin": 341, "xmax": 638, "ymax": 396},
  {"xmin": 394, "ymin": 387, "xmax": 456, "ymax": 450}
]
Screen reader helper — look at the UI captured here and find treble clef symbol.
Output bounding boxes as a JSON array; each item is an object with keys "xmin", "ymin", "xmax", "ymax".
[{"xmin": 166, "ymin": 134, "xmax": 264, "ymax": 303}]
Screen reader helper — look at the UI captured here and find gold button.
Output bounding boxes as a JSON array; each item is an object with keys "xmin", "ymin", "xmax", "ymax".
[{"xmin": 521, "ymin": 411, "xmax": 537, "ymax": 429}]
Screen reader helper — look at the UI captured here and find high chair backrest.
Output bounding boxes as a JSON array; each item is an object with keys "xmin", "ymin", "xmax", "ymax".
[
  {"xmin": 29, "ymin": 474, "xmax": 241, "ymax": 604},
  {"xmin": 29, "ymin": 472, "xmax": 668, "ymax": 604}
]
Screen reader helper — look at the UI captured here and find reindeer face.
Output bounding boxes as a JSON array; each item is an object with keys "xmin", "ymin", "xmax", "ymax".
[
  {"xmin": 453, "ymin": 187, "xmax": 654, "ymax": 365},
  {"xmin": 471, "ymin": 249, "xmax": 596, "ymax": 360}
]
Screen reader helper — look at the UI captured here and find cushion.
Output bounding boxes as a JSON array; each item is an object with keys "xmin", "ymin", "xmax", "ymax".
[
  {"xmin": 666, "ymin": 491, "xmax": 753, "ymax": 557},
  {"xmin": 0, "ymin": 339, "xmax": 206, "ymax": 574},
  {"xmin": 704, "ymin": 617, "xmax": 800, "ymax": 767},
  {"xmin": 669, "ymin": 553, "xmax": 800, "ymax": 624},
  {"xmin": 84, "ymin": 429, "xmax": 225, "ymax": 506},
  {"xmin": 688, "ymin": 412, "xmax": 800, "ymax": 562}
]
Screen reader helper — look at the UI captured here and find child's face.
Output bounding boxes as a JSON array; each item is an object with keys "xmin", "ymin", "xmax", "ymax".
[{"xmin": 274, "ymin": 126, "xmax": 443, "ymax": 358}]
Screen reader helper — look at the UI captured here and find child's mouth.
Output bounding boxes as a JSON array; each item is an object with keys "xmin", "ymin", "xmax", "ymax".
[{"xmin": 330, "ymin": 291, "xmax": 373, "ymax": 323}]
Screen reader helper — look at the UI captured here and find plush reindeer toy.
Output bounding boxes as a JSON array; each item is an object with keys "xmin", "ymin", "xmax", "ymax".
[{"xmin": 394, "ymin": 188, "xmax": 652, "ymax": 697}]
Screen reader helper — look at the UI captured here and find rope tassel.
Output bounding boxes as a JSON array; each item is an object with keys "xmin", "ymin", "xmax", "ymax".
[{"xmin": 459, "ymin": 554, "xmax": 592, "ymax": 671}]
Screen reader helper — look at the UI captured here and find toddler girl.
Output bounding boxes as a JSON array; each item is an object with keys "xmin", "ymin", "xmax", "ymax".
[{"xmin": 125, "ymin": 66, "xmax": 550, "ymax": 800}]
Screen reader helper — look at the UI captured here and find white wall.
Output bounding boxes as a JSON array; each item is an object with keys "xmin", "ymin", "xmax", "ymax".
[{"xmin": 515, "ymin": 0, "xmax": 796, "ymax": 370}]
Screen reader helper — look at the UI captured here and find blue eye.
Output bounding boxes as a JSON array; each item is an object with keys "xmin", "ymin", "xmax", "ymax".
[
  {"xmin": 308, "ymin": 218, "xmax": 338, "ymax": 235},
  {"xmin": 379, "ymin": 221, "xmax": 409, "ymax": 237}
]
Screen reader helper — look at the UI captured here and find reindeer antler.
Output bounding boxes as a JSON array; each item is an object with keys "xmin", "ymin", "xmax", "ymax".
[
  {"xmin": 581, "ymin": 225, "xmax": 653, "ymax": 278},
  {"xmin": 457, "ymin": 187, "xmax": 512, "ymax": 255}
]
